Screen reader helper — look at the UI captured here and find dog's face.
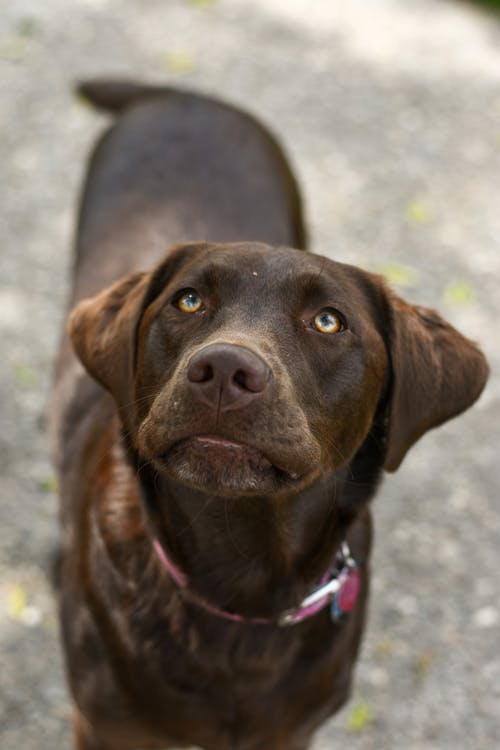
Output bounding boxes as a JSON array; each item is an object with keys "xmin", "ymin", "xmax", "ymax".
[
  {"xmin": 69, "ymin": 242, "xmax": 488, "ymax": 497},
  {"xmin": 134, "ymin": 243, "xmax": 388, "ymax": 495}
]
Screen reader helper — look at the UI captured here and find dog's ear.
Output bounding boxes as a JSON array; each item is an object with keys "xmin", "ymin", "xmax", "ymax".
[
  {"xmin": 384, "ymin": 291, "xmax": 489, "ymax": 471},
  {"xmin": 68, "ymin": 243, "xmax": 208, "ymax": 409},
  {"xmin": 68, "ymin": 272, "xmax": 150, "ymax": 407}
]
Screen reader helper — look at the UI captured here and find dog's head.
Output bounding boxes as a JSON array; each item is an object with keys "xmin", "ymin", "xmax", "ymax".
[{"xmin": 69, "ymin": 242, "xmax": 488, "ymax": 496}]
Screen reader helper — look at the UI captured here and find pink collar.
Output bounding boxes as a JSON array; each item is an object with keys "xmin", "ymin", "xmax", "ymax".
[{"xmin": 153, "ymin": 538, "xmax": 360, "ymax": 627}]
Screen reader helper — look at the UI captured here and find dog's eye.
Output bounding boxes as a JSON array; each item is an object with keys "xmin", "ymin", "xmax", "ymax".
[
  {"xmin": 175, "ymin": 290, "xmax": 203, "ymax": 314},
  {"xmin": 312, "ymin": 309, "xmax": 344, "ymax": 334}
]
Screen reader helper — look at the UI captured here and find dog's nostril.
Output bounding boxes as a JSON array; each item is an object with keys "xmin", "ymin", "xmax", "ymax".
[
  {"xmin": 233, "ymin": 369, "xmax": 247, "ymax": 390},
  {"xmin": 188, "ymin": 362, "xmax": 213, "ymax": 383},
  {"xmin": 201, "ymin": 364, "xmax": 213, "ymax": 383},
  {"xmin": 233, "ymin": 367, "xmax": 270, "ymax": 393}
]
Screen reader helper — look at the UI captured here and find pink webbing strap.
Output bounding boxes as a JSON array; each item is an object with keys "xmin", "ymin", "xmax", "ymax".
[
  {"xmin": 153, "ymin": 539, "xmax": 188, "ymax": 588},
  {"xmin": 153, "ymin": 538, "xmax": 271, "ymax": 624},
  {"xmin": 152, "ymin": 537, "xmax": 358, "ymax": 627}
]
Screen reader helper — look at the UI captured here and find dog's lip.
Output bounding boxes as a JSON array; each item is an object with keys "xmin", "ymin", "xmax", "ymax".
[
  {"xmin": 160, "ymin": 433, "xmax": 302, "ymax": 480},
  {"xmin": 191, "ymin": 434, "xmax": 258, "ymax": 451}
]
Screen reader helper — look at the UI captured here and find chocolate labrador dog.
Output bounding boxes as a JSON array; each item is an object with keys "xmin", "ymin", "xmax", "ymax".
[{"xmin": 52, "ymin": 80, "xmax": 488, "ymax": 750}]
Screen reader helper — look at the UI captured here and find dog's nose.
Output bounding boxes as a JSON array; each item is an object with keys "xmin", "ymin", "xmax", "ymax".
[{"xmin": 187, "ymin": 344, "xmax": 272, "ymax": 412}]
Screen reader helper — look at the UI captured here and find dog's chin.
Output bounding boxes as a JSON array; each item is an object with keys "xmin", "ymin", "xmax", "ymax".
[{"xmin": 154, "ymin": 435, "xmax": 305, "ymax": 496}]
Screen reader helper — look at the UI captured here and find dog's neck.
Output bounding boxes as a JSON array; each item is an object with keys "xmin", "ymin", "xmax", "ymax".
[
  {"xmin": 137, "ymin": 460, "xmax": 366, "ymax": 619},
  {"xmin": 98, "ymin": 418, "xmax": 384, "ymax": 621}
]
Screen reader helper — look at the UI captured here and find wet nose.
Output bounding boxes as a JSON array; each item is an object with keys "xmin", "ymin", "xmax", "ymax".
[{"xmin": 187, "ymin": 343, "xmax": 272, "ymax": 412}]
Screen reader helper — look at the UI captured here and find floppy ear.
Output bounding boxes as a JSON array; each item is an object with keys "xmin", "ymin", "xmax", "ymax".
[
  {"xmin": 68, "ymin": 243, "xmax": 208, "ymax": 410},
  {"xmin": 68, "ymin": 272, "xmax": 150, "ymax": 407},
  {"xmin": 384, "ymin": 292, "xmax": 489, "ymax": 472}
]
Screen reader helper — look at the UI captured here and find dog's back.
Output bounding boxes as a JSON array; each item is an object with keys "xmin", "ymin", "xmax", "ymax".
[{"xmin": 72, "ymin": 80, "xmax": 305, "ymax": 304}]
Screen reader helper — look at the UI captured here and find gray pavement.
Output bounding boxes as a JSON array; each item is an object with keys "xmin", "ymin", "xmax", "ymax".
[{"xmin": 1, "ymin": 0, "xmax": 499, "ymax": 748}]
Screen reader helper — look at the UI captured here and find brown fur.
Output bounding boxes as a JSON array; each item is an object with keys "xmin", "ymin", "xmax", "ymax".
[{"xmin": 52, "ymin": 81, "xmax": 488, "ymax": 750}]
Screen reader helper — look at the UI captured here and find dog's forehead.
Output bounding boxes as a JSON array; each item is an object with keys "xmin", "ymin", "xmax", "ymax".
[
  {"xmin": 200, "ymin": 244, "xmax": 319, "ymax": 286},
  {"xmin": 172, "ymin": 242, "xmax": 372, "ymax": 303}
]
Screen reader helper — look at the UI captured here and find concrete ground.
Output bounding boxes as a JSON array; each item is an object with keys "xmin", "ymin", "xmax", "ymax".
[{"xmin": 1, "ymin": 0, "xmax": 499, "ymax": 747}]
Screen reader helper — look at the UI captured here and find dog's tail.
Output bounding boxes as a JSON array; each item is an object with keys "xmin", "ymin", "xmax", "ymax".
[{"xmin": 77, "ymin": 79, "xmax": 176, "ymax": 115}]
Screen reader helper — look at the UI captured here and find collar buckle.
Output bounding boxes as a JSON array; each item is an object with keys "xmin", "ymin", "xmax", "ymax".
[{"xmin": 278, "ymin": 542, "xmax": 358, "ymax": 626}]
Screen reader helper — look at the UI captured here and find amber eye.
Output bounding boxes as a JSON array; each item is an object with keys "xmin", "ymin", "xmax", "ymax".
[
  {"xmin": 312, "ymin": 309, "xmax": 344, "ymax": 334},
  {"xmin": 176, "ymin": 290, "xmax": 203, "ymax": 314}
]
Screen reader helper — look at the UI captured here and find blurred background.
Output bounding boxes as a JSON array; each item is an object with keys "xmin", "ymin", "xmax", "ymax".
[{"xmin": 1, "ymin": 0, "xmax": 499, "ymax": 748}]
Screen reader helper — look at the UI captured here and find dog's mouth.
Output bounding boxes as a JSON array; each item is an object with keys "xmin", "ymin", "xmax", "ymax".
[{"xmin": 155, "ymin": 434, "xmax": 305, "ymax": 495}]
